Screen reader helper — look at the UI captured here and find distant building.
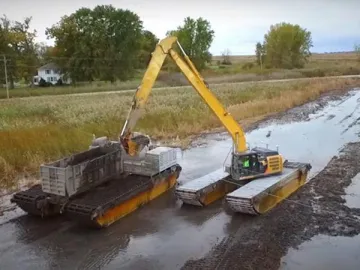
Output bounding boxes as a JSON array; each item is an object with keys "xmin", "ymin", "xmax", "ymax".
[{"xmin": 33, "ymin": 62, "xmax": 71, "ymax": 85}]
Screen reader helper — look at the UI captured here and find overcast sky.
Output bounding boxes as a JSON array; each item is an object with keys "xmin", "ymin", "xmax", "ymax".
[{"xmin": 1, "ymin": 0, "xmax": 359, "ymax": 55}]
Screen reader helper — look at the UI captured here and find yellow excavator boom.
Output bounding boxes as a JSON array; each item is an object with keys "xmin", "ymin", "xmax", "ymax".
[
  {"xmin": 119, "ymin": 35, "xmax": 311, "ymax": 216},
  {"xmin": 120, "ymin": 36, "xmax": 247, "ymax": 155}
]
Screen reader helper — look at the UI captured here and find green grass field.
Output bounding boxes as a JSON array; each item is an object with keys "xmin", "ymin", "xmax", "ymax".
[{"xmin": 1, "ymin": 76, "xmax": 360, "ymax": 188}]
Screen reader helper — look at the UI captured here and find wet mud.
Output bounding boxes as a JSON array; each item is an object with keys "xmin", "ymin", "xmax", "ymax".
[
  {"xmin": 182, "ymin": 141, "xmax": 360, "ymax": 269},
  {"xmin": 182, "ymin": 90, "xmax": 360, "ymax": 270},
  {"xmin": 1, "ymin": 88, "xmax": 360, "ymax": 270}
]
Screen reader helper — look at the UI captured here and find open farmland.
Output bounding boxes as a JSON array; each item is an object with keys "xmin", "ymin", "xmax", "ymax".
[
  {"xmin": 1, "ymin": 76, "xmax": 360, "ymax": 187},
  {"xmin": 208, "ymin": 51, "xmax": 360, "ymax": 78},
  {"xmin": 1, "ymin": 52, "xmax": 359, "ymax": 99},
  {"xmin": 212, "ymin": 51, "xmax": 359, "ymax": 64}
]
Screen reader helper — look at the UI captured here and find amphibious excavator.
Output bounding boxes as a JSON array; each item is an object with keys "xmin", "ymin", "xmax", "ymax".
[
  {"xmin": 119, "ymin": 36, "xmax": 312, "ymax": 215},
  {"xmin": 10, "ymin": 136, "xmax": 181, "ymax": 228},
  {"xmin": 10, "ymin": 36, "xmax": 311, "ymax": 228}
]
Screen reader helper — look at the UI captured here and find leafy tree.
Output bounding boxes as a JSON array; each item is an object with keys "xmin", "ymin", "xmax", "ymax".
[
  {"xmin": 46, "ymin": 5, "xmax": 144, "ymax": 83},
  {"xmin": 221, "ymin": 48, "xmax": 232, "ymax": 65},
  {"xmin": 36, "ymin": 43, "xmax": 58, "ymax": 66},
  {"xmin": 261, "ymin": 22, "xmax": 313, "ymax": 69},
  {"xmin": 0, "ymin": 16, "xmax": 11, "ymax": 86},
  {"xmin": 0, "ymin": 16, "xmax": 38, "ymax": 87},
  {"xmin": 167, "ymin": 17, "xmax": 215, "ymax": 70},
  {"xmin": 12, "ymin": 17, "xmax": 39, "ymax": 84},
  {"xmin": 137, "ymin": 30, "xmax": 159, "ymax": 68},
  {"xmin": 255, "ymin": 42, "xmax": 265, "ymax": 67},
  {"xmin": 355, "ymin": 44, "xmax": 360, "ymax": 61}
]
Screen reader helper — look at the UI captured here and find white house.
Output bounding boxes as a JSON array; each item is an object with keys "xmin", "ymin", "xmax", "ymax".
[{"xmin": 33, "ymin": 62, "xmax": 71, "ymax": 85}]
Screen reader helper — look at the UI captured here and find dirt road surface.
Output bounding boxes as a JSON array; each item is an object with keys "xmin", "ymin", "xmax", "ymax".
[{"xmin": 1, "ymin": 87, "xmax": 360, "ymax": 270}]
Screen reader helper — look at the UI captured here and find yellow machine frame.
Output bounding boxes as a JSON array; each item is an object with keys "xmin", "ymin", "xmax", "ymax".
[{"xmin": 120, "ymin": 36, "xmax": 283, "ymax": 180}]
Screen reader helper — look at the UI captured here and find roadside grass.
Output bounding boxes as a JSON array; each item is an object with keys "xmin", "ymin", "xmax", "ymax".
[
  {"xmin": 1, "ymin": 52, "xmax": 359, "ymax": 99},
  {"xmin": 0, "ymin": 79, "xmax": 167, "ymax": 99},
  {"xmin": 1, "ymin": 77, "xmax": 360, "ymax": 187}
]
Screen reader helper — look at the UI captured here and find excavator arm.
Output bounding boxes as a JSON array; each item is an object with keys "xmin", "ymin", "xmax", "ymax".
[{"xmin": 120, "ymin": 36, "xmax": 247, "ymax": 156}]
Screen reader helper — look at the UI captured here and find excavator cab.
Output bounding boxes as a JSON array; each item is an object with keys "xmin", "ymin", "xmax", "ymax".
[{"xmin": 228, "ymin": 147, "xmax": 283, "ymax": 181}]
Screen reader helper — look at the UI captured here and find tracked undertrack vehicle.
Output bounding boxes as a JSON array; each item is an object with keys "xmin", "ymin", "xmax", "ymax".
[
  {"xmin": 11, "ymin": 139, "xmax": 181, "ymax": 228},
  {"xmin": 116, "ymin": 36, "xmax": 312, "ymax": 216},
  {"xmin": 175, "ymin": 160, "xmax": 311, "ymax": 214}
]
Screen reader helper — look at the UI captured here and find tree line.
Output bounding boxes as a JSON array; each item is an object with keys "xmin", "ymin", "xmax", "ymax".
[{"xmin": 1, "ymin": 4, "xmax": 319, "ymax": 88}]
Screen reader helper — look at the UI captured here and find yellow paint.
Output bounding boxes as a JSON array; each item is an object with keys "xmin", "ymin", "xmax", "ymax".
[
  {"xmin": 254, "ymin": 170, "xmax": 308, "ymax": 214},
  {"xmin": 201, "ymin": 181, "xmax": 238, "ymax": 206},
  {"xmin": 120, "ymin": 37, "xmax": 178, "ymax": 144},
  {"xmin": 168, "ymin": 48, "xmax": 247, "ymax": 152},
  {"xmin": 265, "ymin": 155, "xmax": 283, "ymax": 174},
  {"xmin": 95, "ymin": 173, "xmax": 178, "ymax": 227},
  {"xmin": 121, "ymin": 35, "xmax": 248, "ymax": 157},
  {"xmin": 127, "ymin": 140, "xmax": 138, "ymax": 156}
]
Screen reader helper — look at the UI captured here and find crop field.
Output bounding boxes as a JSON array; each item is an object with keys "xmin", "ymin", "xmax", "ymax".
[
  {"xmin": 212, "ymin": 51, "xmax": 359, "ymax": 64},
  {"xmin": 1, "ymin": 76, "xmax": 360, "ymax": 187},
  {"xmin": 209, "ymin": 51, "xmax": 360, "ymax": 78}
]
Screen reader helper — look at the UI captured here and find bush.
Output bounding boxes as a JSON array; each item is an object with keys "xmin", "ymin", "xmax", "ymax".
[
  {"xmin": 242, "ymin": 62, "xmax": 254, "ymax": 70},
  {"xmin": 38, "ymin": 78, "xmax": 53, "ymax": 87},
  {"xmin": 343, "ymin": 66, "xmax": 360, "ymax": 75},
  {"xmin": 300, "ymin": 69, "xmax": 326, "ymax": 78},
  {"xmin": 56, "ymin": 78, "xmax": 63, "ymax": 86},
  {"xmin": 38, "ymin": 78, "xmax": 47, "ymax": 87}
]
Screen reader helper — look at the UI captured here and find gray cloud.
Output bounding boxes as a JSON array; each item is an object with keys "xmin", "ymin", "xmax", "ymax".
[{"xmin": 1, "ymin": 0, "xmax": 359, "ymax": 55}]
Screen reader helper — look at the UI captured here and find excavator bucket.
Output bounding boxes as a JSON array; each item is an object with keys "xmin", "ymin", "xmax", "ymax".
[{"xmin": 175, "ymin": 161, "xmax": 311, "ymax": 215}]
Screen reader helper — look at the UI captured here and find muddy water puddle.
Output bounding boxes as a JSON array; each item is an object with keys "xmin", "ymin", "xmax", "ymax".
[
  {"xmin": 279, "ymin": 234, "xmax": 360, "ymax": 270},
  {"xmin": 343, "ymin": 173, "xmax": 360, "ymax": 208},
  {"xmin": 1, "ymin": 89, "xmax": 360, "ymax": 269},
  {"xmin": 179, "ymin": 89, "xmax": 360, "ymax": 183}
]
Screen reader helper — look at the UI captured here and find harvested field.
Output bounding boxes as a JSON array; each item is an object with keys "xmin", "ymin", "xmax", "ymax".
[{"xmin": 212, "ymin": 51, "xmax": 359, "ymax": 64}]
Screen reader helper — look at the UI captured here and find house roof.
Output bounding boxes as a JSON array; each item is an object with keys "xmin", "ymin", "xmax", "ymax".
[{"xmin": 38, "ymin": 62, "xmax": 59, "ymax": 71}]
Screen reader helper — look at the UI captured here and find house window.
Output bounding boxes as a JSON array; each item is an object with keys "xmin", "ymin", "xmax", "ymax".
[
  {"xmin": 45, "ymin": 69, "xmax": 50, "ymax": 74},
  {"xmin": 34, "ymin": 78, "xmax": 38, "ymax": 83}
]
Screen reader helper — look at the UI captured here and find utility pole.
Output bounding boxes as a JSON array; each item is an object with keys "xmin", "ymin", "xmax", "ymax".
[{"xmin": 2, "ymin": 55, "xmax": 9, "ymax": 99}]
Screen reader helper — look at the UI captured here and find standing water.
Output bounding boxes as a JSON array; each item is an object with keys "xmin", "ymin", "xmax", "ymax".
[
  {"xmin": 178, "ymin": 89, "xmax": 360, "ymax": 183},
  {"xmin": 279, "ymin": 234, "xmax": 360, "ymax": 270},
  {"xmin": 1, "ymin": 89, "xmax": 360, "ymax": 270}
]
